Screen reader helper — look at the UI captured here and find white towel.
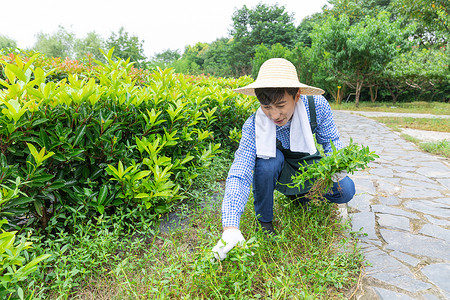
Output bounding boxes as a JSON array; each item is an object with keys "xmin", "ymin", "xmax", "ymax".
[{"xmin": 255, "ymin": 101, "xmax": 317, "ymax": 159}]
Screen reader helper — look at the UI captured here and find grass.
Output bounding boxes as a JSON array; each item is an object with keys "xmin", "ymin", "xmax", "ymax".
[
  {"xmin": 25, "ymin": 154, "xmax": 364, "ymax": 299},
  {"xmin": 330, "ymin": 101, "xmax": 450, "ymax": 115},
  {"xmin": 75, "ymin": 195, "xmax": 363, "ymax": 299},
  {"xmin": 369, "ymin": 117, "xmax": 450, "ymax": 132}
]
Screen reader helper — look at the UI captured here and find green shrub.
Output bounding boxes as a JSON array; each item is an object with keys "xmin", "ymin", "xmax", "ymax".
[
  {"xmin": 0, "ymin": 218, "xmax": 50, "ymax": 299},
  {"xmin": 0, "ymin": 50, "xmax": 256, "ymax": 232}
]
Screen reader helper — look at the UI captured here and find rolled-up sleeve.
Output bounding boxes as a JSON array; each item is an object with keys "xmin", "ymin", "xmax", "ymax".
[
  {"xmin": 221, "ymin": 115, "xmax": 256, "ymax": 228},
  {"xmin": 312, "ymin": 95, "xmax": 343, "ymax": 153}
]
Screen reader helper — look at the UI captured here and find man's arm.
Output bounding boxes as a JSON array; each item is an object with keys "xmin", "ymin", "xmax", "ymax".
[
  {"xmin": 221, "ymin": 115, "xmax": 256, "ymax": 228},
  {"xmin": 312, "ymin": 95, "xmax": 343, "ymax": 153},
  {"xmin": 212, "ymin": 115, "xmax": 256, "ymax": 260}
]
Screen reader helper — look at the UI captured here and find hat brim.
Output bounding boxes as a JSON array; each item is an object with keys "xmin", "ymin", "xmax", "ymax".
[{"xmin": 233, "ymin": 79, "xmax": 325, "ymax": 96}]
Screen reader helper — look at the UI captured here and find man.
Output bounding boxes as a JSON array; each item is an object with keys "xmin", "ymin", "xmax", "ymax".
[{"xmin": 212, "ymin": 58, "xmax": 355, "ymax": 260}]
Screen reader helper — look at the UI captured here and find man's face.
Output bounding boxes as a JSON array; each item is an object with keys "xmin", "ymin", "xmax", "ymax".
[{"xmin": 260, "ymin": 90, "xmax": 300, "ymax": 126}]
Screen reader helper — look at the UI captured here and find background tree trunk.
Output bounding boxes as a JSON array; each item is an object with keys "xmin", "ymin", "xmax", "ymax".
[{"xmin": 355, "ymin": 80, "xmax": 363, "ymax": 107}]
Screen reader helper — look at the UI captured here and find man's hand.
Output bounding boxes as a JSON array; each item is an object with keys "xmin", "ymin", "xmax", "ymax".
[
  {"xmin": 212, "ymin": 228, "xmax": 245, "ymax": 261},
  {"xmin": 331, "ymin": 170, "xmax": 348, "ymax": 182}
]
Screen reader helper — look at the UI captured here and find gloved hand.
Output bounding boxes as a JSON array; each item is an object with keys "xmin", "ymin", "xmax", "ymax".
[
  {"xmin": 212, "ymin": 228, "xmax": 245, "ymax": 261},
  {"xmin": 331, "ymin": 170, "xmax": 348, "ymax": 182}
]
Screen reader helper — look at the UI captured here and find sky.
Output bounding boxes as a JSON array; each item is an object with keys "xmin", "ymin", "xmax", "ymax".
[{"xmin": 4, "ymin": 0, "xmax": 329, "ymax": 58}]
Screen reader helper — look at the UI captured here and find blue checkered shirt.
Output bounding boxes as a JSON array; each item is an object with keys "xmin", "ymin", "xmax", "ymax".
[{"xmin": 222, "ymin": 95, "xmax": 343, "ymax": 228}]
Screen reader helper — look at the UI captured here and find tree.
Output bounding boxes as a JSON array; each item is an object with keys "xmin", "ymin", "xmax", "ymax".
[
  {"xmin": 324, "ymin": 0, "xmax": 393, "ymax": 23},
  {"xmin": 296, "ymin": 13, "xmax": 326, "ymax": 47},
  {"xmin": 391, "ymin": 0, "xmax": 449, "ymax": 45},
  {"xmin": 171, "ymin": 42, "xmax": 209, "ymax": 75},
  {"xmin": 310, "ymin": 12, "xmax": 410, "ymax": 106},
  {"xmin": 229, "ymin": 3, "xmax": 298, "ymax": 76},
  {"xmin": 34, "ymin": 25, "xmax": 75, "ymax": 58},
  {"xmin": 105, "ymin": 27, "xmax": 146, "ymax": 67},
  {"xmin": 150, "ymin": 49, "xmax": 181, "ymax": 69},
  {"xmin": 74, "ymin": 31, "xmax": 105, "ymax": 61},
  {"xmin": 0, "ymin": 35, "xmax": 17, "ymax": 50},
  {"xmin": 384, "ymin": 46, "xmax": 450, "ymax": 102},
  {"xmin": 202, "ymin": 38, "xmax": 234, "ymax": 77}
]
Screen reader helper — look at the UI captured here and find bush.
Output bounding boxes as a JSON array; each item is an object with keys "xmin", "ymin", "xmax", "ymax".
[{"xmin": 0, "ymin": 50, "xmax": 256, "ymax": 232}]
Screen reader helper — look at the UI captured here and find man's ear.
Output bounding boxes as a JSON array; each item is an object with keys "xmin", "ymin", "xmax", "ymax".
[{"xmin": 294, "ymin": 89, "xmax": 301, "ymax": 102}]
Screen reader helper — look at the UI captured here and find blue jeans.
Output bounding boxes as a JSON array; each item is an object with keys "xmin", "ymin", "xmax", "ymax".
[{"xmin": 252, "ymin": 149, "xmax": 356, "ymax": 222}]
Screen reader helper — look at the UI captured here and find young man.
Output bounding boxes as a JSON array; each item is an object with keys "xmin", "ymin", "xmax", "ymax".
[{"xmin": 212, "ymin": 58, "xmax": 355, "ymax": 260}]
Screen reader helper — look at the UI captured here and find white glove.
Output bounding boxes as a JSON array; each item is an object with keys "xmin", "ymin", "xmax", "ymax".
[
  {"xmin": 212, "ymin": 228, "xmax": 245, "ymax": 261},
  {"xmin": 331, "ymin": 170, "xmax": 348, "ymax": 182}
]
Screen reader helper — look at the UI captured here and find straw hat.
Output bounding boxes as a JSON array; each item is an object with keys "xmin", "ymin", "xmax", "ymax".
[{"xmin": 233, "ymin": 58, "xmax": 325, "ymax": 96}]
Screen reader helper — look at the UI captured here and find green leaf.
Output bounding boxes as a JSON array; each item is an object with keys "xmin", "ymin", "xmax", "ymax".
[
  {"xmin": 97, "ymin": 185, "xmax": 108, "ymax": 206},
  {"xmin": 73, "ymin": 125, "xmax": 87, "ymax": 147}
]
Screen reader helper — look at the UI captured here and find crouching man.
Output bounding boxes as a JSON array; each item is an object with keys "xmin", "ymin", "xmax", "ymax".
[{"xmin": 212, "ymin": 58, "xmax": 355, "ymax": 260}]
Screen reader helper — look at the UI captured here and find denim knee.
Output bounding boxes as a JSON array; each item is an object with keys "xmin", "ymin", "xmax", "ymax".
[{"xmin": 324, "ymin": 176, "xmax": 355, "ymax": 204}]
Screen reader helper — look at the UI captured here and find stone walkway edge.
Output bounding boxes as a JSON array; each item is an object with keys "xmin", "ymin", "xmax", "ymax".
[{"xmin": 333, "ymin": 111, "xmax": 450, "ymax": 300}]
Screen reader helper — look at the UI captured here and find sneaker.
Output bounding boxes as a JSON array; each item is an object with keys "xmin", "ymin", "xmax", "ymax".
[
  {"xmin": 288, "ymin": 194, "xmax": 310, "ymax": 209},
  {"xmin": 257, "ymin": 220, "xmax": 276, "ymax": 237}
]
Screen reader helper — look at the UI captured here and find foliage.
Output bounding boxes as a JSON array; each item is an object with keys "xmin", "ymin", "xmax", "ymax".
[
  {"xmin": 148, "ymin": 49, "xmax": 181, "ymax": 70},
  {"xmin": 290, "ymin": 140, "xmax": 378, "ymax": 200},
  {"xmin": 391, "ymin": 0, "xmax": 449, "ymax": 45},
  {"xmin": 33, "ymin": 26, "xmax": 76, "ymax": 59},
  {"xmin": 0, "ymin": 36, "xmax": 17, "ymax": 50},
  {"xmin": 229, "ymin": 3, "xmax": 298, "ymax": 76},
  {"xmin": 310, "ymin": 12, "xmax": 412, "ymax": 106},
  {"xmin": 73, "ymin": 32, "xmax": 105, "ymax": 62},
  {"xmin": 324, "ymin": 0, "xmax": 393, "ymax": 23},
  {"xmin": 0, "ymin": 50, "xmax": 255, "ymax": 231},
  {"xmin": 105, "ymin": 27, "xmax": 146, "ymax": 68},
  {"xmin": 0, "ymin": 220, "xmax": 50, "ymax": 299},
  {"xmin": 384, "ymin": 46, "xmax": 450, "ymax": 102}
]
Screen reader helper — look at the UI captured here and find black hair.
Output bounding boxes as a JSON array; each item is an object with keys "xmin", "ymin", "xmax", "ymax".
[{"xmin": 254, "ymin": 88, "xmax": 299, "ymax": 105}]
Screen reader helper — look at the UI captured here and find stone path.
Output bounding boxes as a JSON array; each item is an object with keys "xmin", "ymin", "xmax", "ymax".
[
  {"xmin": 333, "ymin": 111, "xmax": 450, "ymax": 300},
  {"xmin": 337, "ymin": 110, "xmax": 450, "ymax": 142}
]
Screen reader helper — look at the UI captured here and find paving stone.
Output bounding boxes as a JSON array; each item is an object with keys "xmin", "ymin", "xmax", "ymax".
[
  {"xmin": 368, "ymin": 167, "xmax": 394, "ymax": 178},
  {"xmin": 364, "ymin": 247, "xmax": 432, "ymax": 293},
  {"xmin": 421, "ymin": 263, "xmax": 450, "ymax": 299},
  {"xmin": 393, "ymin": 159, "xmax": 420, "ymax": 168},
  {"xmin": 390, "ymin": 251, "xmax": 420, "ymax": 267},
  {"xmin": 377, "ymin": 214, "xmax": 410, "ymax": 231},
  {"xmin": 398, "ymin": 186, "xmax": 442, "ymax": 199},
  {"xmin": 348, "ymin": 193, "xmax": 373, "ymax": 212},
  {"xmin": 395, "ymin": 171, "xmax": 436, "ymax": 183},
  {"xmin": 416, "ymin": 166, "xmax": 449, "ymax": 178},
  {"xmin": 423, "ymin": 294, "xmax": 441, "ymax": 300},
  {"xmin": 436, "ymin": 178, "xmax": 450, "ymax": 189},
  {"xmin": 380, "ymin": 229, "xmax": 449, "ymax": 260},
  {"xmin": 351, "ymin": 212, "xmax": 379, "ymax": 244},
  {"xmin": 425, "ymin": 215, "xmax": 450, "ymax": 226},
  {"xmin": 391, "ymin": 165, "xmax": 417, "ymax": 173},
  {"xmin": 380, "ymin": 155, "xmax": 399, "ymax": 161},
  {"xmin": 354, "ymin": 178, "xmax": 377, "ymax": 195},
  {"xmin": 379, "ymin": 195, "xmax": 400, "ymax": 206},
  {"xmin": 376, "ymin": 180, "xmax": 402, "ymax": 195},
  {"xmin": 401, "ymin": 179, "xmax": 446, "ymax": 191},
  {"xmin": 371, "ymin": 204, "xmax": 420, "ymax": 219},
  {"xmin": 432, "ymin": 198, "xmax": 450, "ymax": 206},
  {"xmin": 419, "ymin": 224, "xmax": 450, "ymax": 242},
  {"xmin": 404, "ymin": 200, "xmax": 450, "ymax": 218},
  {"xmin": 373, "ymin": 287, "xmax": 415, "ymax": 300}
]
